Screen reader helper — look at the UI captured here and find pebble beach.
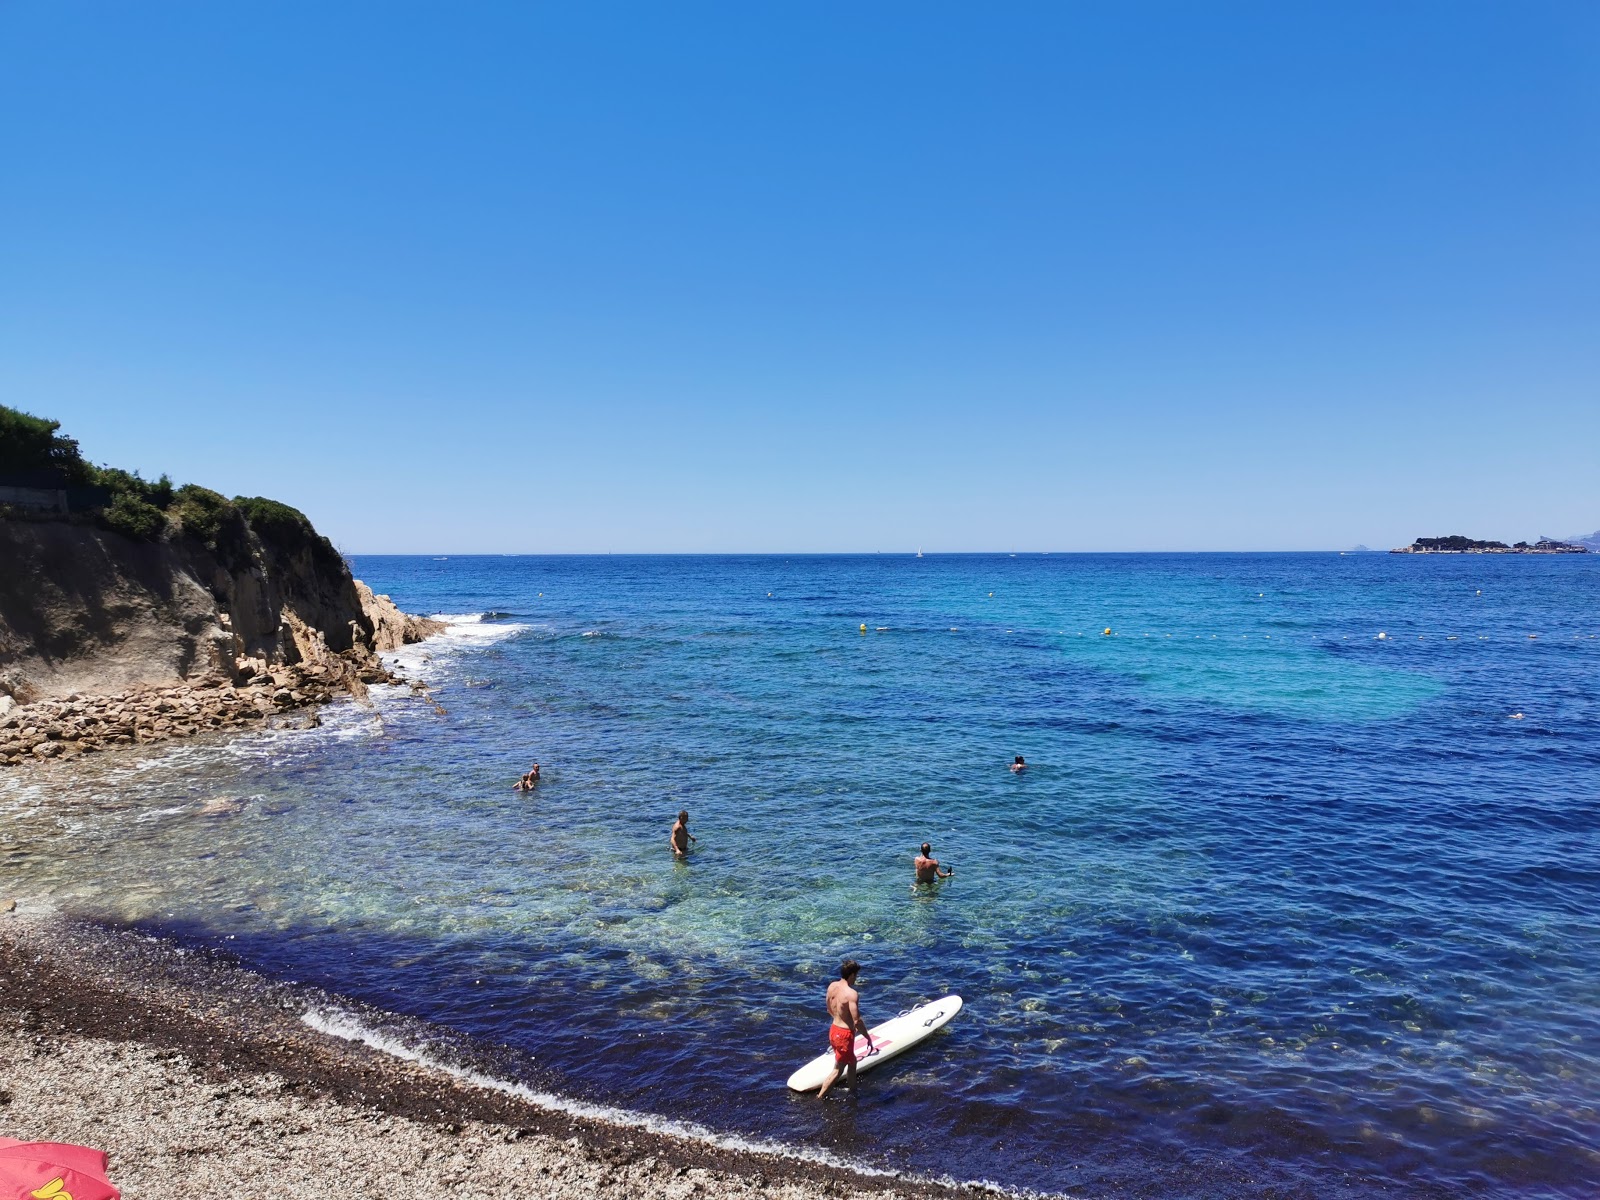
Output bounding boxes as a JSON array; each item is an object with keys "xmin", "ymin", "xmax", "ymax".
[{"xmin": 0, "ymin": 908, "xmax": 963, "ymax": 1200}]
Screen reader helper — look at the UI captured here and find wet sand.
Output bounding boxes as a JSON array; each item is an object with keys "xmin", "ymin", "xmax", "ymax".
[{"xmin": 0, "ymin": 909, "xmax": 979, "ymax": 1199}]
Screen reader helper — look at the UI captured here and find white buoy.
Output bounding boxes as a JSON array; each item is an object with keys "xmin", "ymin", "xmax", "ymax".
[{"xmin": 1377, "ymin": 632, "xmax": 1388, "ymax": 640}]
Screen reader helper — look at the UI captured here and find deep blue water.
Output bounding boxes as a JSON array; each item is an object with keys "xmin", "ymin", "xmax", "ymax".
[{"xmin": 8, "ymin": 553, "xmax": 1599, "ymax": 1196}]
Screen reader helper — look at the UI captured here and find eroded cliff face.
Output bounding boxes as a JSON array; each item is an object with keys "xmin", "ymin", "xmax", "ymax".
[{"xmin": 0, "ymin": 517, "xmax": 439, "ymax": 705}]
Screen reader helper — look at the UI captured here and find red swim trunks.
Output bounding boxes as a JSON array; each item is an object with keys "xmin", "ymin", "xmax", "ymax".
[{"xmin": 829, "ymin": 1024, "xmax": 857, "ymax": 1067}]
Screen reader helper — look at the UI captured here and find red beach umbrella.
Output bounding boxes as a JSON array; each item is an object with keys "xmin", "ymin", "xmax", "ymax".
[{"xmin": 0, "ymin": 1138, "xmax": 119, "ymax": 1200}]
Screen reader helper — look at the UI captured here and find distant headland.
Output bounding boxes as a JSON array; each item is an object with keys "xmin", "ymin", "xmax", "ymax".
[{"xmin": 1391, "ymin": 535, "xmax": 1589, "ymax": 554}]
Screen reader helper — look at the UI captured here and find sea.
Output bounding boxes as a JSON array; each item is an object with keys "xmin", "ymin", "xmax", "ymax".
[{"xmin": 4, "ymin": 553, "xmax": 1598, "ymax": 1198}]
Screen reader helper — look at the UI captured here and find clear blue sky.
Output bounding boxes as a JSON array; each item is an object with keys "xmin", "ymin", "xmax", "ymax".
[{"xmin": 2, "ymin": 2, "xmax": 1595, "ymax": 552}]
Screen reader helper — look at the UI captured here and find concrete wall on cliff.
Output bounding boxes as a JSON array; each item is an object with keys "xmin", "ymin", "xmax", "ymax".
[{"xmin": 0, "ymin": 517, "xmax": 437, "ymax": 703}]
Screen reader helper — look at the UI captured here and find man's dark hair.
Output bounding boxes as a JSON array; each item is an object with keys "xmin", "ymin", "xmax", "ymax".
[
  {"xmin": 839, "ymin": 958, "xmax": 860, "ymax": 981},
  {"xmin": 921, "ymin": 843, "xmax": 932, "ymax": 855},
  {"xmin": 678, "ymin": 810, "xmax": 688, "ymax": 822}
]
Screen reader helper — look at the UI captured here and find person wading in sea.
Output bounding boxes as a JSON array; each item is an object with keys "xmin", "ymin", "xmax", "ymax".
[
  {"xmin": 670, "ymin": 809, "xmax": 697, "ymax": 857},
  {"xmin": 817, "ymin": 959, "xmax": 874, "ymax": 1099},
  {"xmin": 914, "ymin": 842, "xmax": 953, "ymax": 883}
]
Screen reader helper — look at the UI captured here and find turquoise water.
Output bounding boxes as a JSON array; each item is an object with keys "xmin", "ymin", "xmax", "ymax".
[{"xmin": 4, "ymin": 553, "xmax": 1598, "ymax": 1196}]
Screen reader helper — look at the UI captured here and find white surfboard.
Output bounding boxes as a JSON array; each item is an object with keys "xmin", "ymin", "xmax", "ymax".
[{"xmin": 785, "ymin": 994, "xmax": 963, "ymax": 1091}]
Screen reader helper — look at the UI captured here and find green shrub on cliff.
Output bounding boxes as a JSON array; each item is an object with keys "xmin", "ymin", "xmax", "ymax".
[
  {"xmin": 234, "ymin": 495, "xmax": 344, "ymax": 572},
  {"xmin": 93, "ymin": 466, "xmax": 174, "ymax": 509},
  {"xmin": 100, "ymin": 490, "xmax": 168, "ymax": 540},
  {"xmin": 172, "ymin": 484, "xmax": 231, "ymax": 544},
  {"xmin": 172, "ymin": 484, "xmax": 254, "ymax": 564},
  {"xmin": 84, "ymin": 468, "xmax": 174, "ymax": 540},
  {"xmin": 0, "ymin": 404, "xmax": 94, "ymax": 482}
]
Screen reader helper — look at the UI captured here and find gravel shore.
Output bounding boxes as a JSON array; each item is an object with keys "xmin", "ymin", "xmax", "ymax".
[{"xmin": 0, "ymin": 910, "xmax": 972, "ymax": 1199}]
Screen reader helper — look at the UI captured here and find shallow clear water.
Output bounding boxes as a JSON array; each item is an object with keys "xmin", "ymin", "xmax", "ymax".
[{"xmin": 5, "ymin": 553, "xmax": 1599, "ymax": 1196}]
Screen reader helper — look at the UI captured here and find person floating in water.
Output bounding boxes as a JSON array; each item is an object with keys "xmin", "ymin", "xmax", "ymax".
[
  {"xmin": 1010, "ymin": 755, "xmax": 1026, "ymax": 773},
  {"xmin": 914, "ymin": 842, "xmax": 953, "ymax": 883},
  {"xmin": 513, "ymin": 763, "xmax": 541, "ymax": 791},
  {"xmin": 670, "ymin": 809, "xmax": 698, "ymax": 857},
  {"xmin": 817, "ymin": 958, "xmax": 874, "ymax": 1099}
]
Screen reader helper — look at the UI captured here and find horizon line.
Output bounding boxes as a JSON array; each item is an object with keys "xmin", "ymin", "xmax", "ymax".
[{"xmin": 345, "ymin": 548, "xmax": 1409, "ymax": 557}]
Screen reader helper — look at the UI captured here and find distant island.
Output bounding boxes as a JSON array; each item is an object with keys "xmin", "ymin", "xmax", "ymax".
[{"xmin": 1392, "ymin": 535, "xmax": 1589, "ymax": 554}]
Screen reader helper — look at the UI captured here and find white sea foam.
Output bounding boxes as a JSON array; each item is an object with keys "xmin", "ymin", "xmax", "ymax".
[
  {"xmin": 299, "ymin": 1006, "xmax": 1067, "ymax": 1197},
  {"xmin": 300, "ymin": 1006, "xmax": 895, "ymax": 1176},
  {"xmin": 382, "ymin": 612, "xmax": 535, "ymax": 682}
]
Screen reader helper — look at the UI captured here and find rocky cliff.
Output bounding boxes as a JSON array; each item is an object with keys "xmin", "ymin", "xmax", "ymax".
[{"xmin": 0, "ymin": 513, "xmax": 440, "ymax": 708}]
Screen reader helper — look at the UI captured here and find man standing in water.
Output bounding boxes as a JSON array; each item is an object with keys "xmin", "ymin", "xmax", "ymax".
[
  {"xmin": 669, "ymin": 809, "xmax": 697, "ymax": 857},
  {"xmin": 817, "ymin": 959, "xmax": 874, "ymax": 1099},
  {"xmin": 914, "ymin": 842, "xmax": 954, "ymax": 883}
]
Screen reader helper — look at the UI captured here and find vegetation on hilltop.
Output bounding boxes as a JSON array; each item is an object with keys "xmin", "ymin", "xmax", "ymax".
[
  {"xmin": 0, "ymin": 403, "xmax": 335, "ymax": 562},
  {"xmin": 0, "ymin": 406, "xmax": 96, "ymax": 483},
  {"xmin": 233, "ymin": 496, "xmax": 345, "ymax": 573}
]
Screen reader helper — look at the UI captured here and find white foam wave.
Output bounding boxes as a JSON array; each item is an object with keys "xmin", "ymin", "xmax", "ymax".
[
  {"xmin": 300, "ymin": 1007, "xmax": 1072, "ymax": 1197},
  {"xmin": 383, "ymin": 612, "xmax": 534, "ymax": 681},
  {"xmin": 300, "ymin": 1006, "xmax": 897, "ymax": 1177}
]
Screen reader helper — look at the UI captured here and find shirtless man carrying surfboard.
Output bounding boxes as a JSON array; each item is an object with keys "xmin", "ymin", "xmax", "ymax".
[{"xmin": 817, "ymin": 959, "xmax": 875, "ymax": 1099}]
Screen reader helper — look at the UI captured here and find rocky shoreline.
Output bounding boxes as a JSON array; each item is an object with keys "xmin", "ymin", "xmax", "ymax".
[
  {"xmin": 1, "ymin": 662, "xmax": 364, "ymax": 767},
  {"xmin": 0, "ymin": 556, "xmax": 446, "ymax": 769},
  {"xmin": 0, "ymin": 910, "xmax": 966, "ymax": 1200}
]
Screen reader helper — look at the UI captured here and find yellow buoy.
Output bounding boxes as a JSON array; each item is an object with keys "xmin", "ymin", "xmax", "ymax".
[
  {"xmin": 1103, "ymin": 627, "xmax": 1112, "ymax": 636},
  {"xmin": 860, "ymin": 624, "xmax": 867, "ymax": 634}
]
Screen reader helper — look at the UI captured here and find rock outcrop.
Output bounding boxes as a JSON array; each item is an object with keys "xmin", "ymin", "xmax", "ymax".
[
  {"xmin": 356, "ymin": 580, "xmax": 446, "ymax": 653},
  {"xmin": 0, "ymin": 511, "xmax": 443, "ymax": 765}
]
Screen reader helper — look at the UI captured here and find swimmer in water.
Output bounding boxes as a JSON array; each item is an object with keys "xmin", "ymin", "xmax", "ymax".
[
  {"xmin": 513, "ymin": 763, "xmax": 540, "ymax": 791},
  {"xmin": 1011, "ymin": 755, "xmax": 1026, "ymax": 773},
  {"xmin": 670, "ymin": 809, "xmax": 698, "ymax": 857},
  {"xmin": 914, "ymin": 842, "xmax": 953, "ymax": 883}
]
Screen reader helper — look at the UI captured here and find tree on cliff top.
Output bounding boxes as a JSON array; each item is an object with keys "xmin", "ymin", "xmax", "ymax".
[{"xmin": 0, "ymin": 404, "xmax": 95, "ymax": 482}]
